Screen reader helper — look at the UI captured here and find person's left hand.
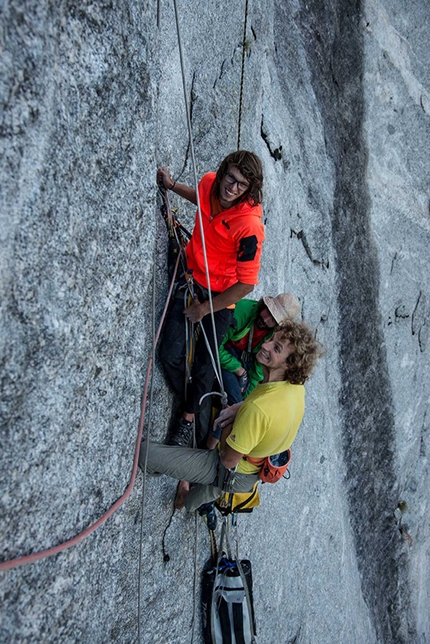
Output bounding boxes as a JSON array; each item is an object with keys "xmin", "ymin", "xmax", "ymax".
[{"xmin": 184, "ymin": 297, "xmax": 207, "ymax": 323}]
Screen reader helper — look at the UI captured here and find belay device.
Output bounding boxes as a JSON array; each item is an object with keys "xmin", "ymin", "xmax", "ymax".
[{"xmin": 202, "ymin": 517, "xmax": 257, "ymax": 644}]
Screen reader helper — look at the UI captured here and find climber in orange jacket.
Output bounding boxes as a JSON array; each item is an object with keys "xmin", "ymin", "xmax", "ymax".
[{"xmin": 157, "ymin": 150, "xmax": 265, "ymax": 447}]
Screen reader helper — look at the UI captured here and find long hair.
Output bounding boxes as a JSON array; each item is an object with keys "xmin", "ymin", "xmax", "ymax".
[
  {"xmin": 276, "ymin": 320, "xmax": 324, "ymax": 385},
  {"xmin": 214, "ymin": 150, "xmax": 263, "ymax": 206}
]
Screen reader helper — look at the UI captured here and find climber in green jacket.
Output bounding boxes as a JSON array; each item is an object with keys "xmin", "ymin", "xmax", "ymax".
[{"xmin": 219, "ymin": 292, "xmax": 301, "ymax": 405}]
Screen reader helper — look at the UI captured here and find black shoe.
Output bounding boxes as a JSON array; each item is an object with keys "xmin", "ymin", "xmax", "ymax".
[
  {"xmin": 198, "ymin": 503, "xmax": 217, "ymax": 531},
  {"xmin": 167, "ymin": 417, "xmax": 194, "ymax": 447}
]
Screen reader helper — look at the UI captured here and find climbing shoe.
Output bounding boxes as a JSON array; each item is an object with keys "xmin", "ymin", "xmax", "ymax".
[
  {"xmin": 198, "ymin": 502, "xmax": 217, "ymax": 531},
  {"xmin": 167, "ymin": 417, "xmax": 194, "ymax": 447}
]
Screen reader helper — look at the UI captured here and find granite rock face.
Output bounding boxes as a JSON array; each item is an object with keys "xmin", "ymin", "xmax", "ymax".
[{"xmin": 1, "ymin": 1, "xmax": 429, "ymax": 643}]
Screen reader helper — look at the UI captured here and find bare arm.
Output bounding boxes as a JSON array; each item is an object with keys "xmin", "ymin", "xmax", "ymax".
[
  {"xmin": 157, "ymin": 166, "xmax": 197, "ymax": 205},
  {"xmin": 184, "ymin": 282, "xmax": 254, "ymax": 323},
  {"xmin": 207, "ymin": 403, "xmax": 244, "ymax": 451},
  {"xmin": 213, "ymin": 403, "xmax": 243, "ymax": 431},
  {"xmin": 219, "ymin": 423, "xmax": 244, "ymax": 469},
  {"xmin": 171, "ymin": 182, "xmax": 197, "ymax": 205},
  {"xmin": 206, "ymin": 433, "xmax": 220, "ymax": 451}
]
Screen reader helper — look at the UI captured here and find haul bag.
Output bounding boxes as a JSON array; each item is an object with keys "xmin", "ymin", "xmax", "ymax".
[{"xmin": 202, "ymin": 556, "xmax": 256, "ymax": 644}]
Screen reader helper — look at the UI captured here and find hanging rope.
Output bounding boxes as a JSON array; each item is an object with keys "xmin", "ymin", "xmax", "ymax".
[
  {"xmin": 172, "ymin": 0, "xmax": 225, "ymax": 397},
  {"xmin": 0, "ymin": 249, "xmax": 181, "ymax": 573},
  {"xmin": 237, "ymin": 0, "xmax": 249, "ymax": 150},
  {"xmin": 1, "ymin": 0, "xmax": 250, "ymax": 577}
]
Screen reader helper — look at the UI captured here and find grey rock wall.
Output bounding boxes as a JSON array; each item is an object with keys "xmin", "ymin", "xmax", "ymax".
[{"xmin": 1, "ymin": 1, "xmax": 429, "ymax": 643}]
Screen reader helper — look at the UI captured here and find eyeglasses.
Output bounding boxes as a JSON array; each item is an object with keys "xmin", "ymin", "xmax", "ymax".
[{"xmin": 224, "ymin": 171, "xmax": 249, "ymax": 192}]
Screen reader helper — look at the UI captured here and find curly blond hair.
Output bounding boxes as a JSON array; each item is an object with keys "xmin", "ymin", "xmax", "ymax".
[{"xmin": 275, "ymin": 320, "xmax": 324, "ymax": 384}]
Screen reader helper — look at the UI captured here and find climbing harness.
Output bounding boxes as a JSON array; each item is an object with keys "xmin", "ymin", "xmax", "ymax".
[
  {"xmin": 216, "ymin": 482, "xmax": 260, "ymax": 516},
  {"xmin": 215, "ymin": 450, "xmax": 293, "ymax": 515},
  {"xmin": 158, "ymin": 183, "xmax": 191, "ymax": 279}
]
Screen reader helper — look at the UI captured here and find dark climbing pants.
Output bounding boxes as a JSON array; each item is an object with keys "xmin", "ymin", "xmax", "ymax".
[{"xmin": 158, "ymin": 281, "xmax": 234, "ymax": 444}]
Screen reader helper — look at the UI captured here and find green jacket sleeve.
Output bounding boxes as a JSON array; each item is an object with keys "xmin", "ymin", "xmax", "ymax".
[
  {"xmin": 245, "ymin": 360, "xmax": 264, "ymax": 396},
  {"xmin": 218, "ymin": 299, "xmax": 259, "ymax": 373},
  {"xmin": 244, "ymin": 328, "xmax": 273, "ymax": 397}
]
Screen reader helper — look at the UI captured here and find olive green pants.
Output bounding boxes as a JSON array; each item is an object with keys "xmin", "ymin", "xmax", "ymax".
[{"xmin": 139, "ymin": 441, "xmax": 259, "ymax": 512}]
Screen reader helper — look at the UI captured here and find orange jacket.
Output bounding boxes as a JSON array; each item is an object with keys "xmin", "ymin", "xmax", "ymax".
[{"xmin": 186, "ymin": 173, "xmax": 265, "ymax": 292}]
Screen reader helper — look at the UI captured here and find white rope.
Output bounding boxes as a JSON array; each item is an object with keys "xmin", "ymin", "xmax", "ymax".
[{"xmin": 172, "ymin": 0, "xmax": 225, "ymax": 397}]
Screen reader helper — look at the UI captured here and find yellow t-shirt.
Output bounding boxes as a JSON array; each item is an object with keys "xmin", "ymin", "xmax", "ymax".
[{"xmin": 225, "ymin": 381, "xmax": 305, "ymax": 474}]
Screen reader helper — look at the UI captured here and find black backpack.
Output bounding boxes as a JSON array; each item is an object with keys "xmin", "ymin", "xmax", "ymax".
[{"xmin": 202, "ymin": 520, "xmax": 256, "ymax": 644}]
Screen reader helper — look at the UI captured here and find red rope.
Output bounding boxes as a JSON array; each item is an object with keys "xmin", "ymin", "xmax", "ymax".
[{"xmin": 0, "ymin": 254, "xmax": 180, "ymax": 573}]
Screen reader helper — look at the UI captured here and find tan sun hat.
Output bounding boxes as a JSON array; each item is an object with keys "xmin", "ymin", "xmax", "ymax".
[{"xmin": 263, "ymin": 293, "xmax": 301, "ymax": 323}]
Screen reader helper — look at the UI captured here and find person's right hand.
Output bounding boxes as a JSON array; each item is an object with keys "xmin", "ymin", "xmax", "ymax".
[
  {"xmin": 157, "ymin": 166, "xmax": 174, "ymax": 190},
  {"xmin": 213, "ymin": 403, "xmax": 243, "ymax": 433}
]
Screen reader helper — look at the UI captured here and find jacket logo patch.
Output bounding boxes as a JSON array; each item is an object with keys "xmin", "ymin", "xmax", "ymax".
[{"xmin": 237, "ymin": 235, "xmax": 258, "ymax": 262}]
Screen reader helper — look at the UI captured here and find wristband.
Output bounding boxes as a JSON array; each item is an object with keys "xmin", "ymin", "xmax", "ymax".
[{"xmin": 170, "ymin": 180, "xmax": 176, "ymax": 190}]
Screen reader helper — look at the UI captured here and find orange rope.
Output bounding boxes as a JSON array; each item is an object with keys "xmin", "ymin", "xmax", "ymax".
[{"xmin": 0, "ymin": 253, "xmax": 181, "ymax": 573}]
